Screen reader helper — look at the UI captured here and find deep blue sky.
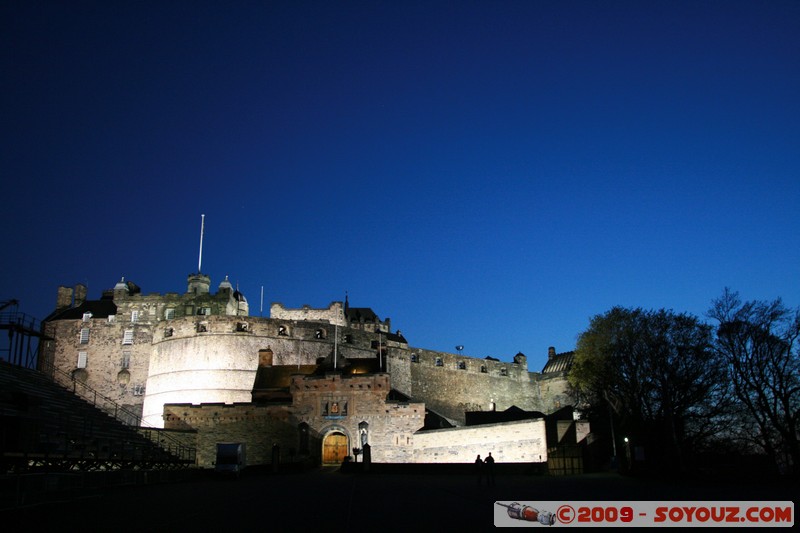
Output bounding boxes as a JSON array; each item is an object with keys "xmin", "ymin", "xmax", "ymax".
[{"xmin": 2, "ymin": 1, "xmax": 799, "ymax": 371}]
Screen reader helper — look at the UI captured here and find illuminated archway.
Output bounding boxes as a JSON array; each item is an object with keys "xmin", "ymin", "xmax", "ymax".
[{"xmin": 322, "ymin": 430, "xmax": 349, "ymax": 465}]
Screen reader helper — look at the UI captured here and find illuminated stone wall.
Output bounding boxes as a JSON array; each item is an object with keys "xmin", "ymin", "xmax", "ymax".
[
  {"xmin": 164, "ymin": 373, "xmax": 425, "ymax": 467},
  {"xmin": 270, "ymin": 302, "xmax": 346, "ymax": 326},
  {"xmin": 411, "ymin": 418, "xmax": 548, "ymax": 463},
  {"xmin": 386, "ymin": 348, "xmax": 570, "ymax": 425},
  {"xmin": 43, "ymin": 279, "xmax": 576, "ymax": 434},
  {"xmin": 41, "ymin": 312, "xmax": 154, "ymax": 422},
  {"xmin": 163, "ymin": 403, "xmax": 547, "ymax": 467}
]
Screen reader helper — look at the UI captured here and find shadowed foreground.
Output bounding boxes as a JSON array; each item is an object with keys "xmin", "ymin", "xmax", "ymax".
[{"xmin": 3, "ymin": 466, "xmax": 796, "ymax": 531}]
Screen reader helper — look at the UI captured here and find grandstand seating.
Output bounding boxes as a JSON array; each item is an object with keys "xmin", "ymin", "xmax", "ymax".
[{"xmin": 0, "ymin": 360, "xmax": 194, "ymax": 474}]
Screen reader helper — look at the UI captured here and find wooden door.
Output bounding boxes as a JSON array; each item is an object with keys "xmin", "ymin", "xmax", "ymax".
[{"xmin": 322, "ymin": 433, "xmax": 348, "ymax": 464}]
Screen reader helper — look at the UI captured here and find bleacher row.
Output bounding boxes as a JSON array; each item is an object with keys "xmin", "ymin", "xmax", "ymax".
[{"xmin": 0, "ymin": 360, "xmax": 194, "ymax": 473}]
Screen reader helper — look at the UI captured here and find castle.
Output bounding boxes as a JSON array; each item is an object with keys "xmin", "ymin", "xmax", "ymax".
[{"xmin": 40, "ymin": 272, "xmax": 584, "ymax": 468}]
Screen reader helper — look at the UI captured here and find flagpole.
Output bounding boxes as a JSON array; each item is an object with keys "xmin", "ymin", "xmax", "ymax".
[{"xmin": 198, "ymin": 214, "xmax": 205, "ymax": 273}]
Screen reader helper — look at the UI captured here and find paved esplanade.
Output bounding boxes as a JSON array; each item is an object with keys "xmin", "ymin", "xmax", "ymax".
[{"xmin": 4, "ymin": 468, "xmax": 797, "ymax": 531}]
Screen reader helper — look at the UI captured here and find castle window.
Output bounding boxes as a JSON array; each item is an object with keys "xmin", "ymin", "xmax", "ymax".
[
  {"xmin": 343, "ymin": 335, "xmax": 352, "ymax": 343},
  {"xmin": 107, "ymin": 315, "xmax": 116, "ymax": 324},
  {"xmin": 457, "ymin": 361, "xmax": 466, "ymax": 370},
  {"xmin": 185, "ymin": 305, "xmax": 194, "ymax": 315},
  {"xmin": 131, "ymin": 310, "xmax": 139, "ymax": 323},
  {"xmin": 164, "ymin": 327, "xmax": 174, "ymax": 338},
  {"xmin": 122, "ymin": 330, "xmax": 134, "ymax": 345},
  {"xmin": 411, "ymin": 354, "xmax": 418, "ymax": 363},
  {"xmin": 278, "ymin": 326, "xmax": 288, "ymax": 336},
  {"xmin": 435, "ymin": 357, "xmax": 443, "ymax": 367},
  {"xmin": 79, "ymin": 328, "xmax": 90, "ymax": 344},
  {"xmin": 77, "ymin": 351, "xmax": 88, "ymax": 369},
  {"xmin": 121, "ymin": 351, "xmax": 131, "ymax": 369},
  {"xmin": 236, "ymin": 322, "xmax": 249, "ymax": 332},
  {"xmin": 315, "ymin": 328, "xmax": 326, "ymax": 339},
  {"xmin": 133, "ymin": 384, "xmax": 146, "ymax": 396},
  {"xmin": 480, "ymin": 365, "xmax": 487, "ymax": 373},
  {"xmin": 197, "ymin": 307, "xmax": 211, "ymax": 316},
  {"xmin": 197, "ymin": 322, "xmax": 208, "ymax": 333},
  {"xmin": 82, "ymin": 312, "xmax": 92, "ymax": 322},
  {"xmin": 500, "ymin": 367, "xmax": 508, "ymax": 376},
  {"xmin": 165, "ymin": 308, "xmax": 175, "ymax": 320}
]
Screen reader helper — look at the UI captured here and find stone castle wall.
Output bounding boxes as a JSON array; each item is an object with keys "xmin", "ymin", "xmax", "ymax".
[
  {"xmin": 411, "ymin": 418, "xmax": 548, "ymax": 463},
  {"xmin": 165, "ymin": 403, "xmax": 547, "ymax": 468},
  {"xmin": 45, "ymin": 308, "xmax": 573, "ymax": 429},
  {"xmin": 387, "ymin": 348, "xmax": 551, "ymax": 425},
  {"xmin": 270, "ymin": 302, "xmax": 345, "ymax": 326},
  {"xmin": 43, "ymin": 279, "xmax": 576, "ymax": 435},
  {"xmin": 164, "ymin": 373, "xmax": 426, "ymax": 467},
  {"xmin": 41, "ymin": 315, "xmax": 153, "ymax": 422}
]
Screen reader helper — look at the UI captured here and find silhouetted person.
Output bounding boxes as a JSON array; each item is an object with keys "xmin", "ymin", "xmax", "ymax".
[
  {"xmin": 475, "ymin": 454, "xmax": 484, "ymax": 485},
  {"xmin": 484, "ymin": 452, "xmax": 495, "ymax": 486},
  {"xmin": 272, "ymin": 443, "xmax": 280, "ymax": 473}
]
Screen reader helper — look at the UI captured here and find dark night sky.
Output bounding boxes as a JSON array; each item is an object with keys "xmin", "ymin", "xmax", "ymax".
[{"xmin": 2, "ymin": 1, "xmax": 799, "ymax": 370}]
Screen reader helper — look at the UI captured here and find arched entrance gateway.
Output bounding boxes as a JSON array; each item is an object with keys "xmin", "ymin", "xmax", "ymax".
[{"xmin": 322, "ymin": 431, "xmax": 349, "ymax": 465}]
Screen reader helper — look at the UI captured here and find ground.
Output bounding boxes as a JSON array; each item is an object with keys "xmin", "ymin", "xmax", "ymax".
[{"xmin": 3, "ymin": 467, "xmax": 796, "ymax": 530}]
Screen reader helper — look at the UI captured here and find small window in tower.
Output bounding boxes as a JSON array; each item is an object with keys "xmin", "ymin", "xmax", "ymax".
[
  {"xmin": 82, "ymin": 312, "xmax": 92, "ymax": 322},
  {"xmin": 121, "ymin": 351, "xmax": 131, "ymax": 369},
  {"xmin": 344, "ymin": 335, "xmax": 352, "ymax": 344},
  {"xmin": 457, "ymin": 361, "xmax": 466, "ymax": 370},
  {"xmin": 79, "ymin": 328, "xmax": 90, "ymax": 344},
  {"xmin": 131, "ymin": 310, "xmax": 139, "ymax": 323},
  {"xmin": 77, "ymin": 351, "xmax": 88, "ymax": 369},
  {"xmin": 315, "ymin": 328, "xmax": 325, "ymax": 339},
  {"xmin": 237, "ymin": 322, "xmax": 249, "ymax": 332},
  {"xmin": 500, "ymin": 367, "xmax": 508, "ymax": 376},
  {"xmin": 278, "ymin": 326, "xmax": 288, "ymax": 336},
  {"xmin": 164, "ymin": 327, "xmax": 174, "ymax": 338},
  {"xmin": 133, "ymin": 384, "xmax": 146, "ymax": 396},
  {"xmin": 107, "ymin": 315, "xmax": 116, "ymax": 324},
  {"xmin": 197, "ymin": 322, "xmax": 208, "ymax": 333},
  {"xmin": 411, "ymin": 354, "xmax": 418, "ymax": 363},
  {"xmin": 165, "ymin": 308, "xmax": 175, "ymax": 320},
  {"xmin": 122, "ymin": 330, "xmax": 134, "ymax": 345},
  {"xmin": 435, "ymin": 357, "xmax": 443, "ymax": 367},
  {"xmin": 480, "ymin": 365, "xmax": 487, "ymax": 373}
]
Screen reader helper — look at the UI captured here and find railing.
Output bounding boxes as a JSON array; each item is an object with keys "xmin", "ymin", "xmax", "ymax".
[
  {"xmin": 0, "ymin": 311, "xmax": 47, "ymax": 368},
  {"xmin": 37, "ymin": 359, "xmax": 196, "ymax": 464},
  {"xmin": 0, "ymin": 311, "xmax": 43, "ymax": 332}
]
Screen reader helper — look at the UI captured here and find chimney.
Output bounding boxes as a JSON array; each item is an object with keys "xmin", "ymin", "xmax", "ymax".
[
  {"xmin": 548, "ymin": 346, "xmax": 557, "ymax": 359},
  {"xmin": 56, "ymin": 286, "xmax": 73, "ymax": 311},
  {"xmin": 74, "ymin": 284, "xmax": 87, "ymax": 307}
]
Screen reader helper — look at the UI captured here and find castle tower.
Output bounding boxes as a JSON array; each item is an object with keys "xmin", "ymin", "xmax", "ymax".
[{"xmin": 187, "ymin": 273, "xmax": 211, "ymax": 295}]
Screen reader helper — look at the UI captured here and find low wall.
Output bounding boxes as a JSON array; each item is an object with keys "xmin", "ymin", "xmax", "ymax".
[{"xmin": 411, "ymin": 418, "xmax": 547, "ymax": 463}]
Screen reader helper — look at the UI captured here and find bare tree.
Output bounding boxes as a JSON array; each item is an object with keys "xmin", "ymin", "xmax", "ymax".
[{"xmin": 709, "ymin": 289, "xmax": 800, "ymax": 476}]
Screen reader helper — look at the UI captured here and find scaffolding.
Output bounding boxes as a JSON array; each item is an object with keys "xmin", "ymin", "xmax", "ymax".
[{"xmin": 0, "ymin": 300, "xmax": 49, "ymax": 369}]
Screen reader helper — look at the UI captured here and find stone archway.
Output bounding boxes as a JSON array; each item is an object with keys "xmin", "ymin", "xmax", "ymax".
[{"xmin": 322, "ymin": 431, "xmax": 349, "ymax": 465}]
